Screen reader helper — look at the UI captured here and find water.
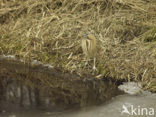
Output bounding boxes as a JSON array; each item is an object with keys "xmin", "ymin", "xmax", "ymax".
[{"xmin": 1, "ymin": 93, "xmax": 156, "ymax": 117}]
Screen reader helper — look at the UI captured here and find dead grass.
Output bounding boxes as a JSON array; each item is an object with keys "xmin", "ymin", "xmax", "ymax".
[{"xmin": 0, "ymin": 0, "xmax": 156, "ymax": 91}]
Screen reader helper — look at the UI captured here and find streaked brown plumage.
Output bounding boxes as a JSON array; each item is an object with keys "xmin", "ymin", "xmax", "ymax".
[{"xmin": 81, "ymin": 34, "xmax": 97, "ymax": 70}]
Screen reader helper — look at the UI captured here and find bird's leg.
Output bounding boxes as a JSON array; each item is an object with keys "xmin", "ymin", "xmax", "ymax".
[
  {"xmin": 85, "ymin": 57, "xmax": 89, "ymax": 66},
  {"xmin": 93, "ymin": 57, "xmax": 97, "ymax": 71}
]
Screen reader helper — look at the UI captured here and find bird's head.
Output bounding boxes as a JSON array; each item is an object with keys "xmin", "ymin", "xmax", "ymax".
[
  {"xmin": 84, "ymin": 34, "xmax": 91, "ymax": 40},
  {"xmin": 84, "ymin": 34, "xmax": 96, "ymax": 41}
]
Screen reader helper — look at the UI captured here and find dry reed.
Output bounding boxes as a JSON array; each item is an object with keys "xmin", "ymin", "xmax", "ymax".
[{"xmin": 0, "ymin": 0, "xmax": 156, "ymax": 91}]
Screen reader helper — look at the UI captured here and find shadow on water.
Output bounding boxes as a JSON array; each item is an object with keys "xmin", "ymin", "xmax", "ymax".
[
  {"xmin": 0, "ymin": 78, "xmax": 156, "ymax": 117},
  {"xmin": 0, "ymin": 92, "xmax": 156, "ymax": 117},
  {"xmin": 0, "ymin": 76, "xmax": 156, "ymax": 117},
  {"xmin": 0, "ymin": 56, "xmax": 123, "ymax": 110}
]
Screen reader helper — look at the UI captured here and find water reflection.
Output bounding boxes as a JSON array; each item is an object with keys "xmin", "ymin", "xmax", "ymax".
[{"xmin": 0, "ymin": 93, "xmax": 155, "ymax": 117}]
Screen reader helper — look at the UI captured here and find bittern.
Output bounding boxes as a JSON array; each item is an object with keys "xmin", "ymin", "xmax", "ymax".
[{"xmin": 81, "ymin": 34, "xmax": 97, "ymax": 70}]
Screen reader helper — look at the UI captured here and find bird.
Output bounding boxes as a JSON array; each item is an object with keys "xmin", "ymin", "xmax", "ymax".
[{"xmin": 81, "ymin": 34, "xmax": 97, "ymax": 70}]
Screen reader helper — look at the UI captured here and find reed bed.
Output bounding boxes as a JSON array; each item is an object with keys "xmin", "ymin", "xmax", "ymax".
[{"xmin": 0, "ymin": 0, "xmax": 156, "ymax": 91}]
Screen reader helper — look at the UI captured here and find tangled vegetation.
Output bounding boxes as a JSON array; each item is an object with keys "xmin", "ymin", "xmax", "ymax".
[{"xmin": 0, "ymin": 0, "xmax": 156, "ymax": 91}]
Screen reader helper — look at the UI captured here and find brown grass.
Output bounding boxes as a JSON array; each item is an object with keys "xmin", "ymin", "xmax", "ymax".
[{"xmin": 0, "ymin": 0, "xmax": 156, "ymax": 91}]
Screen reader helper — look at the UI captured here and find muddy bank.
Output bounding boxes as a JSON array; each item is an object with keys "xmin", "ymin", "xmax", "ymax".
[{"xmin": 0, "ymin": 56, "xmax": 122, "ymax": 109}]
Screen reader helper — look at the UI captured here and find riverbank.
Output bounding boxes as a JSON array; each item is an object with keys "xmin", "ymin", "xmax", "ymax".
[
  {"xmin": 0, "ymin": 55, "xmax": 122, "ymax": 108},
  {"xmin": 0, "ymin": 0, "xmax": 156, "ymax": 91}
]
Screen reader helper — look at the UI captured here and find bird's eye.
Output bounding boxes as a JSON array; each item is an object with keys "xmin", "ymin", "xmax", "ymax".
[{"xmin": 84, "ymin": 34, "xmax": 89, "ymax": 39}]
